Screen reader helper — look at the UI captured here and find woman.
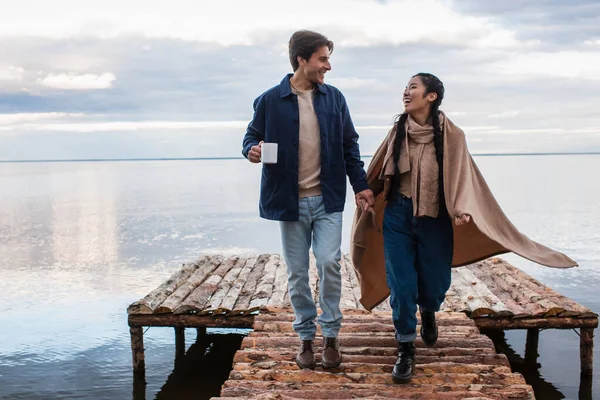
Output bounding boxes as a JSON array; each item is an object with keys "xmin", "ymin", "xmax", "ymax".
[{"xmin": 350, "ymin": 73, "xmax": 577, "ymax": 384}]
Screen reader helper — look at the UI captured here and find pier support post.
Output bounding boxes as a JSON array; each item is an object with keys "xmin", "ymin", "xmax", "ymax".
[
  {"xmin": 196, "ymin": 327, "xmax": 207, "ymax": 343},
  {"xmin": 130, "ymin": 326, "xmax": 145, "ymax": 373},
  {"xmin": 175, "ymin": 327, "xmax": 186, "ymax": 361},
  {"xmin": 580, "ymin": 328, "xmax": 594, "ymax": 376},
  {"xmin": 524, "ymin": 328, "xmax": 540, "ymax": 366}
]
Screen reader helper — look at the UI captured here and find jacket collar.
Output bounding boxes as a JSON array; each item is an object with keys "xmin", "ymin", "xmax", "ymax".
[{"xmin": 279, "ymin": 73, "xmax": 327, "ymax": 98}]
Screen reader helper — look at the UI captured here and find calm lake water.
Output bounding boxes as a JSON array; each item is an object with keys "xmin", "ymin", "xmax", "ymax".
[{"xmin": 0, "ymin": 155, "xmax": 599, "ymax": 399}]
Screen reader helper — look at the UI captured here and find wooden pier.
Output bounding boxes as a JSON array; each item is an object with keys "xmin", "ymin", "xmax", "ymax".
[
  {"xmin": 217, "ymin": 307, "xmax": 535, "ymax": 399},
  {"xmin": 127, "ymin": 253, "xmax": 597, "ymax": 397}
]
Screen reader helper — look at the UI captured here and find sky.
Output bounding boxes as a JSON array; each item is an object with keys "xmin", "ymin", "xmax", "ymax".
[{"xmin": 1, "ymin": 0, "xmax": 600, "ymax": 159}]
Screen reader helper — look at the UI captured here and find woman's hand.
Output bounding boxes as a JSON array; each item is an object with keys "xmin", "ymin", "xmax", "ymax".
[
  {"xmin": 454, "ymin": 214, "xmax": 471, "ymax": 226},
  {"xmin": 356, "ymin": 189, "xmax": 375, "ymax": 211}
]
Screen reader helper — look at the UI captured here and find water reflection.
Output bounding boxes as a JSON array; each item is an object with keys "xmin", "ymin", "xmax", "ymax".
[
  {"xmin": 132, "ymin": 331, "xmax": 244, "ymax": 400},
  {"xmin": 485, "ymin": 330, "xmax": 593, "ymax": 400},
  {"xmin": 51, "ymin": 166, "xmax": 118, "ymax": 266}
]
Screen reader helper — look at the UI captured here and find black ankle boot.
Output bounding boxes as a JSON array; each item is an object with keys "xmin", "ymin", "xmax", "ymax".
[
  {"xmin": 392, "ymin": 341, "xmax": 415, "ymax": 383},
  {"xmin": 420, "ymin": 310, "xmax": 438, "ymax": 347}
]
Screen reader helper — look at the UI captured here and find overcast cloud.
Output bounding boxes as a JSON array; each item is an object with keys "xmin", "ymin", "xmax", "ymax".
[{"xmin": 1, "ymin": 0, "xmax": 600, "ymax": 159}]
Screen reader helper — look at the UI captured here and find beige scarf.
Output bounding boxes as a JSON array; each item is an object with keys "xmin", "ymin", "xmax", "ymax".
[{"xmin": 380, "ymin": 114, "xmax": 441, "ymax": 217}]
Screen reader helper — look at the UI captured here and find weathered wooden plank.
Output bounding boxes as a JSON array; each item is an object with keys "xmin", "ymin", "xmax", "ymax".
[
  {"xmin": 480, "ymin": 264, "xmax": 537, "ymax": 318},
  {"xmin": 372, "ymin": 298, "xmax": 392, "ymax": 312},
  {"xmin": 248, "ymin": 254, "xmax": 280, "ymax": 312},
  {"xmin": 283, "ymin": 286, "xmax": 290, "ymax": 306},
  {"xmin": 454, "ymin": 267, "xmax": 512, "ymax": 318},
  {"xmin": 486, "ymin": 260, "xmax": 589, "ymax": 317},
  {"xmin": 339, "ymin": 256, "xmax": 357, "ymax": 309},
  {"xmin": 127, "ymin": 257, "xmax": 206, "ymax": 314},
  {"xmin": 155, "ymin": 256, "xmax": 223, "ymax": 314},
  {"xmin": 475, "ymin": 316, "xmax": 598, "ymax": 330},
  {"xmin": 450, "ymin": 269, "xmax": 495, "ymax": 317},
  {"xmin": 443, "ymin": 286, "xmax": 470, "ymax": 314},
  {"xmin": 220, "ymin": 382, "xmax": 534, "ymax": 399},
  {"xmin": 248, "ymin": 330, "xmax": 478, "ymax": 339},
  {"xmin": 240, "ymin": 335, "xmax": 493, "ymax": 350},
  {"xmin": 202, "ymin": 256, "xmax": 246, "ymax": 313},
  {"xmin": 233, "ymin": 350, "xmax": 509, "ymax": 366},
  {"xmin": 256, "ymin": 308, "xmax": 472, "ymax": 322},
  {"xmin": 172, "ymin": 256, "xmax": 237, "ymax": 314},
  {"xmin": 235, "ymin": 346, "xmax": 496, "ymax": 365},
  {"xmin": 230, "ymin": 254, "xmax": 270, "ymax": 314},
  {"xmin": 127, "ymin": 313, "xmax": 255, "ymax": 328},
  {"xmin": 233, "ymin": 360, "xmax": 512, "ymax": 375},
  {"xmin": 217, "ymin": 256, "xmax": 258, "ymax": 314},
  {"xmin": 267, "ymin": 257, "xmax": 289, "ymax": 307},
  {"xmin": 487, "ymin": 261, "xmax": 566, "ymax": 317},
  {"xmin": 252, "ymin": 321, "xmax": 478, "ymax": 334},
  {"xmin": 227, "ymin": 369, "xmax": 526, "ymax": 385},
  {"xmin": 343, "ymin": 254, "xmax": 364, "ymax": 309},
  {"xmin": 464, "ymin": 262, "xmax": 531, "ymax": 318}
]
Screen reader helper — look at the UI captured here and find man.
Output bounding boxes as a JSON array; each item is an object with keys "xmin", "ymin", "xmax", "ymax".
[{"xmin": 242, "ymin": 30, "xmax": 374, "ymax": 370}]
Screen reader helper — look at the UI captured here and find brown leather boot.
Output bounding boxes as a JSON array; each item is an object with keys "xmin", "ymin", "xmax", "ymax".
[
  {"xmin": 322, "ymin": 337, "xmax": 342, "ymax": 369},
  {"xmin": 296, "ymin": 339, "xmax": 316, "ymax": 369}
]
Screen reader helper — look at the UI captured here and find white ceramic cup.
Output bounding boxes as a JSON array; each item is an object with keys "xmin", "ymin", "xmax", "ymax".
[{"xmin": 261, "ymin": 143, "xmax": 278, "ymax": 164}]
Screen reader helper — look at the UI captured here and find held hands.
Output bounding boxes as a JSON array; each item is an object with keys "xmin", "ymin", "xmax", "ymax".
[
  {"xmin": 248, "ymin": 141, "xmax": 264, "ymax": 163},
  {"xmin": 355, "ymin": 189, "xmax": 375, "ymax": 212},
  {"xmin": 454, "ymin": 214, "xmax": 471, "ymax": 226}
]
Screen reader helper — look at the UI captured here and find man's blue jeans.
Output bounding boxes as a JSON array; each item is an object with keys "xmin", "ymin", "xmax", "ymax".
[
  {"xmin": 279, "ymin": 195, "xmax": 343, "ymax": 340},
  {"xmin": 383, "ymin": 195, "xmax": 453, "ymax": 343}
]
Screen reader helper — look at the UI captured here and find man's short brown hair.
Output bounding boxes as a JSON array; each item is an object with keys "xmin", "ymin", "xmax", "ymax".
[{"xmin": 288, "ymin": 30, "xmax": 334, "ymax": 71}]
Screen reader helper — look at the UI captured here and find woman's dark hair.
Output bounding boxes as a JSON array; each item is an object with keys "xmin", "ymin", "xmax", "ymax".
[
  {"xmin": 388, "ymin": 73, "xmax": 446, "ymax": 215},
  {"xmin": 288, "ymin": 30, "xmax": 334, "ymax": 71}
]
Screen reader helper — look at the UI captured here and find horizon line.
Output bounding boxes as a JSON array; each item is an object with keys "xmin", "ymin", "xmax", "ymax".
[{"xmin": 1, "ymin": 152, "xmax": 600, "ymax": 163}]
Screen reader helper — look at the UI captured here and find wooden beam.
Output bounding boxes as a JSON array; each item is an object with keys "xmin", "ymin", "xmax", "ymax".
[
  {"xmin": 524, "ymin": 328, "xmax": 540, "ymax": 367},
  {"xmin": 129, "ymin": 326, "xmax": 145, "ymax": 373},
  {"xmin": 196, "ymin": 327, "xmax": 206, "ymax": 343},
  {"xmin": 128, "ymin": 313, "xmax": 255, "ymax": 328},
  {"xmin": 579, "ymin": 370, "xmax": 593, "ymax": 399},
  {"xmin": 474, "ymin": 317, "xmax": 598, "ymax": 330},
  {"xmin": 175, "ymin": 327, "xmax": 185, "ymax": 362},
  {"xmin": 132, "ymin": 368, "xmax": 146, "ymax": 400},
  {"xmin": 580, "ymin": 328, "xmax": 594, "ymax": 376}
]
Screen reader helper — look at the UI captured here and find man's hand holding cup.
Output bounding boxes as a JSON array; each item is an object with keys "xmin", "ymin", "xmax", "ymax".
[{"xmin": 248, "ymin": 141, "xmax": 263, "ymax": 163}]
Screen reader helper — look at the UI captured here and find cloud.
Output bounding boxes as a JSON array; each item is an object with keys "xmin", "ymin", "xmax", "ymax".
[
  {"xmin": 0, "ymin": 65, "xmax": 24, "ymax": 81},
  {"xmin": 0, "ymin": 115, "xmax": 249, "ymax": 134},
  {"xmin": 36, "ymin": 73, "xmax": 116, "ymax": 90},
  {"xmin": 31, "ymin": 120, "xmax": 248, "ymax": 132},
  {"xmin": 583, "ymin": 38, "xmax": 600, "ymax": 46},
  {"xmin": 0, "ymin": 0, "xmax": 532, "ymax": 50},
  {"xmin": 487, "ymin": 111, "xmax": 520, "ymax": 118},
  {"xmin": 489, "ymin": 51, "xmax": 600, "ymax": 80},
  {"xmin": 327, "ymin": 77, "xmax": 379, "ymax": 90},
  {"xmin": 0, "ymin": 112, "xmax": 84, "ymax": 125}
]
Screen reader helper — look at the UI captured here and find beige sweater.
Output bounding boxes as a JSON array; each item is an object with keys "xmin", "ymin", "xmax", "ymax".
[
  {"xmin": 292, "ymin": 85, "xmax": 322, "ymax": 198},
  {"xmin": 381, "ymin": 115, "xmax": 440, "ymax": 216}
]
